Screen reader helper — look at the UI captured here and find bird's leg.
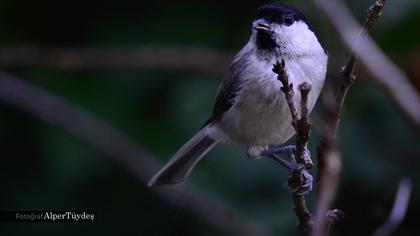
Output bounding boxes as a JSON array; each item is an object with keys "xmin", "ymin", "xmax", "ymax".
[
  {"xmin": 261, "ymin": 144, "xmax": 295, "ymax": 156},
  {"xmin": 262, "ymin": 145, "xmax": 313, "ymax": 169},
  {"xmin": 267, "ymin": 154, "xmax": 292, "ymax": 169},
  {"xmin": 261, "ymin": 145, "xmax": 298, "ymax": 171}
]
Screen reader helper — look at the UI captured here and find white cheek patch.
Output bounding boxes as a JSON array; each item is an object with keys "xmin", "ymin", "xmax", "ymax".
[{"xmin": 272, "ymin": 21, "xmax": 324, "ymax": 57}]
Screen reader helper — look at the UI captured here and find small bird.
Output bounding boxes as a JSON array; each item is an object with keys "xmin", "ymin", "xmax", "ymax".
[{"xmin": 148, "ymin": 3, "xmax": 327, "ymax": 187}]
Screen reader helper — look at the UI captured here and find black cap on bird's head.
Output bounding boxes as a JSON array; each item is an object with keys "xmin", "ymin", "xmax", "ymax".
[
  {"xmin": 256, "ymin": 3, "xmax": 308, "ymax": 26},
  {"xmin": 253, "ymin": 3, "xmax": 309, "ymax": 50}
]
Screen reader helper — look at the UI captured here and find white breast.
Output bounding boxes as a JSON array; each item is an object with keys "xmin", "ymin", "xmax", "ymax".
[{"xmin": 217, "ymin": 45, "xmax": 327, "ymax": 149}]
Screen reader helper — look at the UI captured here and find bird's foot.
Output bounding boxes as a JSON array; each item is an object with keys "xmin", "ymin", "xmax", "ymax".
[
  {"xmin": 284, "ymin": 164, "xmax": 313, "ymax": 195},
  {"xmin": 261, "ymin": 145, "xmax": 313, "ymax": 195},
  {"xmin": 283, "ymin": 153, "xmax": 313, "ymax": 195}
]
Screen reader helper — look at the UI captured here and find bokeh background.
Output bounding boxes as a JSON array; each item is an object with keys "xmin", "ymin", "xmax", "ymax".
[{"xmin": 0, "ymin": 0, "xmax": 419, "ymax": 235}]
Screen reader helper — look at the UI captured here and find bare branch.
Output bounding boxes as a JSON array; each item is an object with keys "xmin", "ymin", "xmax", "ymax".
[
  {"xmin": 0, "ymin": 71, "xmax": 273, "ymax": 236},
  {"xmin": 296, "ymin": 83, "xmax": 314, "ymax": 169},
  {"xmin": 312, "ymin": 1, "xmax": 388, "ymax": 235},
  {"xmin": 274, "ymin": 61, "xmax": 314, "ymax": 167},
  {"xmin": 274, "ymin": 60, "xmax": 299, "ymax": 122},
  {"xmin": 0, "ymin": 45, "xmax": 231, "ymax": 74},
  {"xmin": 373, "ymin": 178, "xmax": 412, "ymax": 236},
  {"xmin": 311, "ymin": 148, "xmax": 342, "ymax": 236},
  {"xmin": 313, "ymin": 0, "xmax": 420, "ymax": 128},
  {"xmin": 273, "ymin": 60, "xmax": 314, "ymax": 233},
  {"xmin": 326, "ymin": 209, "xmax": 344, "ymax": 230}
]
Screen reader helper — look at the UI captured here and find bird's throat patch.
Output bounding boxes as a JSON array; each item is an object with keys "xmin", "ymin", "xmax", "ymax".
[{"xmin": 256, "ymin": 31, "xmax": 276, "ymax": 50}]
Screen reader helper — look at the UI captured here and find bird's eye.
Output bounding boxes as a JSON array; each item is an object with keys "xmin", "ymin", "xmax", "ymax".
[{"xmin": 284, "ymin": 15, "xmax": 294, "ymax": 26}]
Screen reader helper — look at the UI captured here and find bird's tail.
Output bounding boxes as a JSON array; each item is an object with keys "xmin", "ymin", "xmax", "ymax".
[{"xmin": 148, "ymin": 124, "xmax": 218, "ymax": 186}]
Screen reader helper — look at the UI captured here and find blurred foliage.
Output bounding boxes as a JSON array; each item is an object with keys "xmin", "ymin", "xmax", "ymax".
[{"xmin": 0, "ymin": 0, "xmax": 419, "ymax": 235}]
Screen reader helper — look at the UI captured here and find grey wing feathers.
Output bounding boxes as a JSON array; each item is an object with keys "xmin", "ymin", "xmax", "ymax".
[{"xmin": 209, "ymin": 55, "xmax": 248, "ymax": 123}]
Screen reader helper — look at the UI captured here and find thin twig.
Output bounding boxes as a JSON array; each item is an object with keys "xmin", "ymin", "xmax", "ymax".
[
  {"xmin": 2, "ymin": 43, "xmax": 418, "ymax": 127},
  {"xmin": 326, "ymin": 209, "xmax": 344, "ymax": 231},
  {"xmin": 0, "ymin": 71, "xmax": 273, "ymax": 236},
  {"xmin": 313, "ymin": 0, "xmax": 420, "ymax": 128},
  {"xmin": 373, "ymin": 178, "xmax": 412, "ymax": 236},
  {"xmin": 273, "ymin": 60, "xmax": 314, "ymax": 233},
  {"xmin": 274, "ymin": 60, "xmax": 299, "ymax": 121},
  {"xmin": 274, "ymin": 60, "xmax": 313, "ymax": 166},
  {"xmin": 311, "ymin": 1, "xmax": 388, "ymax": 235},
  {"xmin": 335, "ymin": 0, "xmax": 387, "ymax": 138},
  {"xmin": 311, "ymin": 147, "xmax": 342, "ymax": 236},
  {"xmin": 296, "ymin": 83, "xmax": 314, "ymax": 169},
  {"xmin": 0, "ymin": 45, "xmax": 231, "ymax": 74}
]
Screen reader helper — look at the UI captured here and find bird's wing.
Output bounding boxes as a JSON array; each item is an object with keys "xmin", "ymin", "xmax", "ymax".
[
  {"xmin": 211, "ymin": 75, "xmax": 240, "ymax": 120},
  {"xmin": 203, "ymin": 54, "xmax": 249, "ymax": 126}
]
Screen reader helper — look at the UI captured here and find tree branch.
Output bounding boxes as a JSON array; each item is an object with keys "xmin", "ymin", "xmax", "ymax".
[
  {"xmin": 373, "ymin": 178, "xmax": 412, "ymax": 236},
  {"xmin": 311, "ymin": 1, "xmax": 388, "ymax": 235},
  {"xmin": 0, "ymin": 45, "xmax": 231, "ymax": 74},
  {"xmin": 311, "ymin": 145, "xmax": 342, "ymax": 236},
  {"xmin": 2, "ymin": 42, "xmax": 418, "ymax": 127},
  {"xmin": 0, "ymin": 71, "xmax": 273, "ymax": 236},
  {"xmin": 273, "ymin": 60, "xmax": 314, "ymax": 233},
  {"xmin": 313, "ymin": 0, "xmax": 420, "ymax": 128},
  {"xmin": 296, "ymin": 83, "xmax": 314, "ymax": 169}
]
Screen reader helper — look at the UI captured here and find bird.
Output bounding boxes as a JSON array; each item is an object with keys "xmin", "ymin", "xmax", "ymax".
[{"xmin": 148, "ymin": 3, "xmax": 328, "ymax": 187}]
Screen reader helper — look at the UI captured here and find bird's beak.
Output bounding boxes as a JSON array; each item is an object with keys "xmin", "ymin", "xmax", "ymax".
[{"xmin": 253, "ymin": 20, "xmax": 272, "ymax": 33}]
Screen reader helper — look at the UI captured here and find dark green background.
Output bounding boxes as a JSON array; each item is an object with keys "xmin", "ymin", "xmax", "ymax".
[{"xmin": 0, "ymin": 0, "xmax": 419, "ymax": 235}]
